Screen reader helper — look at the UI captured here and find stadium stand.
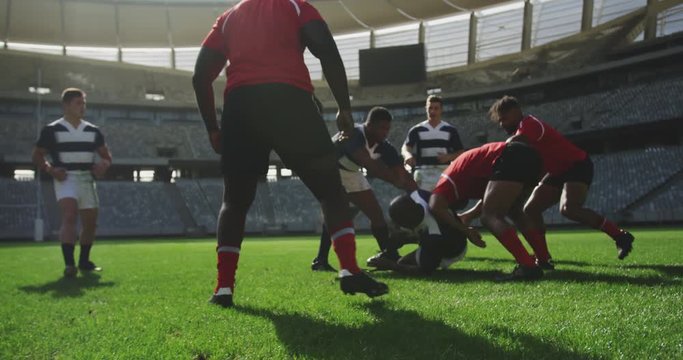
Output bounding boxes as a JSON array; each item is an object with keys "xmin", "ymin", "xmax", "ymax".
[
  {"xmin": 0, "ymin": 178, "xmax": 42, "ymax": 239},
  {"xmin": 175, "ymin": 178, "xmax": 217, "ymax": 233},
  {"xmin": 541, "ymin": 146, "xmax": 683, "ymax": 224},
  {"xmin": 630, "ymin": 174, "xmax": 683, "ymax": 223},
  {"xmin": 2, "ymin": 143, "xmax": 683, "ymax": 239},
  {"xmin": 1, "ymin": 1, "xmax": 682, "ymax": 240},
  {"xmin": 96, "ymin": 181, "xmax": 184, "ymax": 236},
  {"xmin": 268, "ymin": 180, "xmax": 321, "ymax": 233}
]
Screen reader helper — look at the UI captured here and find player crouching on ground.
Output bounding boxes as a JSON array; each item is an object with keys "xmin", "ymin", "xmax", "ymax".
[{"xmin": 367, "ymin": 190, "xmax": 468, "ymax": 276}]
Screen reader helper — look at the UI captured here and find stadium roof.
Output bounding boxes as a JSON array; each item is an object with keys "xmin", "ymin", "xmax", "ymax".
[{"xmin": 0, "ymin": 0, "xmax": 510, "ymax": 47}]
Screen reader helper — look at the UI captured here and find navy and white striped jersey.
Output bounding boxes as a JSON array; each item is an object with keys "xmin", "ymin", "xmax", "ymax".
[
  {"xmin": 36, "ymin": 118, "xmax": 105, "ymax": 171},
  {"xmin": 404, "ymin": 120, "xmax": 464, "ymax": 167},
  {"xmin": 333, "ymin": 124, "xmax": 401, "ymax": 172}
]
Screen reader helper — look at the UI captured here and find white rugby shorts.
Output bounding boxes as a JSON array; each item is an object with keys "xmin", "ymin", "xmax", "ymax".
[
  {"xmin": 414, "ymin": 165, "xmax": 447, "ymax": 191},
  {"xmin": 53, "ymin": 170, "xmax": 99, "ymax": 209},
  {"xmin": 339, "ymin": 169, "xmax": 372, "ymax": 193}
]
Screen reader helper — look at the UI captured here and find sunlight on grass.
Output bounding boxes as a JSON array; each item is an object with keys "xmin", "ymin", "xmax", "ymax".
[{"xmin": 0, "ymin": 228, "xmax": 681, "ymax": 359}]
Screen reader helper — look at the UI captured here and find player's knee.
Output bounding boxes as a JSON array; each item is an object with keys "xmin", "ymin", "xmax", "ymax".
[
  {"xmin": 369, "ymin": 217, "xmax": 388, "ymax": 229},
  {"xmin": 523, "ymin": 202, "xmax": 541, "ymax": 217},
  {"xmin": 62, "ymin": 212, "xmax": 78, "ymax": 227},
  {"xmin": 418, "ymin": 253, "xmax": 439, "ymax": 275},
  {"xmin": 480, "ymin": 212, "xmax": 501, "ymax": 228},
  {"xmin": 82, "ymin": 221, "xmax": 97, "ymax": 234},
  {"xmin": 560, "ymin": 203, "xmax": 580, "ymax": 219},
  {"xmin": 223, "ymin": 193, "xmax": 256, "ymax": 213}
]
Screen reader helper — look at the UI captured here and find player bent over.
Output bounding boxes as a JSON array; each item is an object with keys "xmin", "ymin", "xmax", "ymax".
[
  {"xmin": 489, "ymin": 96, "xmax": 634, "ymax": 269},
  {"xmin": 311, "ymin": 107, "xmax": 417, "ymax": 272},
  {"xmin": 429, "ymin": 141, "xmax": 545, "ymax": 281}
]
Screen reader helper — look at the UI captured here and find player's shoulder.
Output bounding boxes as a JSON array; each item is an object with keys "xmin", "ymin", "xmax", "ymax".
[
  {"xmin": 43, "ymin": 118, "xmax": 67, "ymax": 130},
  {"xmin": 353, "ymin": 124, "xmax": 366, "ymax": 138},
  {"xmin": 46, "ymin": 118, "xmax": 64, "ymax": 127},
  {"xmin": 522, "ymin": 114, "xmax": 547, "ymax": 126},
  {"xmin": 409, "ymin": 120, "xmax": 430, "ymax": 132},
  {"xmin": 378, "ymin": 139, "xmax": 400, "ymax": 155},
  {"xmin": 81, "ymin": 120, "xmax": 102, "ymax": 132},
  {"xmin": 438, "ymin": 121, "xmax": 459, "ymax": 132},
  {"xmin": 438, "ymin": 120, "xmax": 455, "ymax": 128}
]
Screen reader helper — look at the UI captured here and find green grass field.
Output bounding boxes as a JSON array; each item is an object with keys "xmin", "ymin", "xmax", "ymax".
[{"xmin": 0, "ymin": 228, "xmax": 681, "ymax": 359}]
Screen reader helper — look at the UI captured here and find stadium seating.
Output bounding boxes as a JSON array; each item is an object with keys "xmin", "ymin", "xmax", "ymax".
[
  {"xmin": 2, "ymin": 73, "xmax": 682, "ymax": 164},
  {"xmin": 541, "ymin": 146, "xmax": 683, "ymax": 224},
  {"xmin": 174, "ymin": 178, "xmax": 218, "ymax": 233},
  {"xmin": 630, "ymin": 175, "xmax": 683, "ymax": 223},
  {"xmin": 96, "ymin": 181, "xmax": 184, "ymax": 236},
  {"xmin": 268, "ymin": 179, "xmax": 321, "ymax": 232},
  {"xmin": 1, "ymin": 142, "xmax": 682, "ymax": 239},
  {"xmin": 0, "ymin": 178, "xmax": 41, "ymax": 239}
]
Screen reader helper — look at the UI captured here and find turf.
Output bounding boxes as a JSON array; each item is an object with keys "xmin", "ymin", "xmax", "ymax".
[{"xmin": 0, "ymin": 228, "xmax": 681, "ymax": 359}]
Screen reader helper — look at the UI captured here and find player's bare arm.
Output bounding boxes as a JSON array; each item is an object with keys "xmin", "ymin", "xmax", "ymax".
[
  {"xmin": 390, "ymin": 165, "xmax": 418, "ymax": 191},
  {"xmin": 301, "ymin": 20, "xmax": 352, "ymax": 134},
  {"xmin": 429, "ymin": 193, "xmax": 486, "ymax": 248},
  {"xmin": 350, "ymin": 147, "xmax": 403, "ymax": 188},
  {"xmin": 368, "ymin": 248, "xmax": 425, "ymax": 276},
  {"xmin": 192, "ymin": 46, "xmax": 228, "ymax": 154},
  {"xmin": 32, "ymin": 146, "xmax": 66, "ymax": 181},
  {"xmin": 401, "ymin": 144, "xmax": 416, "ymax": 168},
  {"xmin": 458, "ymin": 199, "xmax": 482, "ymax": 226},
  {"xmin": 92, "ymin": 145, "xmax": 112, "ymax": 179},
  {"xmin": 436, "ymin": 149, "xmax": 464, "ymax": 164},
  {"xmin": 506, "ymin": 133, "xmax": 529, "ymax": 144}
]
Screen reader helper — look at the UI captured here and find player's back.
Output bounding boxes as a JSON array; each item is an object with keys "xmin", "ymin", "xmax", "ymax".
[
  {"xmin": 441, "ymin": 142, "xmax": 507, "ymax": 199},
  {"xmin": 212, "ymin": 0, "xmax": 318, "ymax": 92},
  {"xmin": 516, "ymin": 115, "xmax": 586, "ymax": 175}
]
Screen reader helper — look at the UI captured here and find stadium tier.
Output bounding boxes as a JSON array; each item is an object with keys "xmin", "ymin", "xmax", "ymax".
[
  {"xmin": 630, "ymin": 174, "xmax": 683, "ymax": 223},
  {"xmin": 1, "ymin": 72, "xmax": 683, "ymax": 165},
  {"xmin": 1, "ymin": 144, "xmax": 682, "ymax": 239}
]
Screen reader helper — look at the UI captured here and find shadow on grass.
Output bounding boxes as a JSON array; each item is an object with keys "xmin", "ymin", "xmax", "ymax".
[
  {"xmin": 465, "ymin": 256, "xmax": 593, "ymax": 267},
  {"xmin": 544, "ymin": 269, "xmax": 681, "ymax": 286},
  {"xmin": 623, "ymin": 264, "xmax": 683, "ymax": 277},
  {"xmin": 19, "ymin": 273, "xmax": 115, "ymax": 298},
  {"xmin": 235, "ymin": 302, "xmax": 597, "ymax": 360},
  {"xmin": 368, "ymin": 259, "xmax": 681, "ymax": 287},
  {"xmin": 370, "ymin": 268, "xmax": 502, "ymax": 284}
]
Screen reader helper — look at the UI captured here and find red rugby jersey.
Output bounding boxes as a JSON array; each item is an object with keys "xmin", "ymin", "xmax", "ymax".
[
  {"xmin": 202, "ymin": 0, "xmax": 323, "ymax": 95},
  {"xmin": 515, "ymin": 115, "xmax": 587, "ymax": 175},
  {"xmin": 433, "ymin": 142, "xmax": 507, "ymax": 205}
]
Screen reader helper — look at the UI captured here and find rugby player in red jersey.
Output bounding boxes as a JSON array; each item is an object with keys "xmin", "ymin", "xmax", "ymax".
[
  {"xmin": 429, "ymin": 141, "xmax": 545, "ymax": 281},
  {"xmin": 488, "ymin": 96, "xmax": 634, "ymax": 269},
  {"xmin": 193, "ymin": 0, "xmax": 388, "ymax": 307}
]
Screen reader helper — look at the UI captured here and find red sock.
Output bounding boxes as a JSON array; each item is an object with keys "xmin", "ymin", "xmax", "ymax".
[
  {"xmin": 215, "ymin": 246, "xmax": 240, "ymax": 294},
  {"xmin": 522, "ymin": 228, "xmax": 551, "ymax": 262},
  {"xmin": 496, "ymin": 227, "xmax": 536, "ymax": 267},
  {"xmin": 330, "ymin": 222, "xmax": 361, "ymax": 274},
  {"xmin": 596, "ymin": 217, "xmax": 623, "ymax": 239}
]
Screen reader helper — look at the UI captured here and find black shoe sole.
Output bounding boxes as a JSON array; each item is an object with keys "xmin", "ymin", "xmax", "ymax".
[
  {"xmin": 617, "ymin": 235, "xmax": 634, "ymax": 260},
  {"xmin": 208, "ymin": 295, "xmax": 234, "ymax": 308},
  {"xmin": 342, "ymin": 288, "xmax": 389, "ymax": 298},
  {"xmin": 311, "ymin": 264, "xmax": 337, "ymax": 272}
]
